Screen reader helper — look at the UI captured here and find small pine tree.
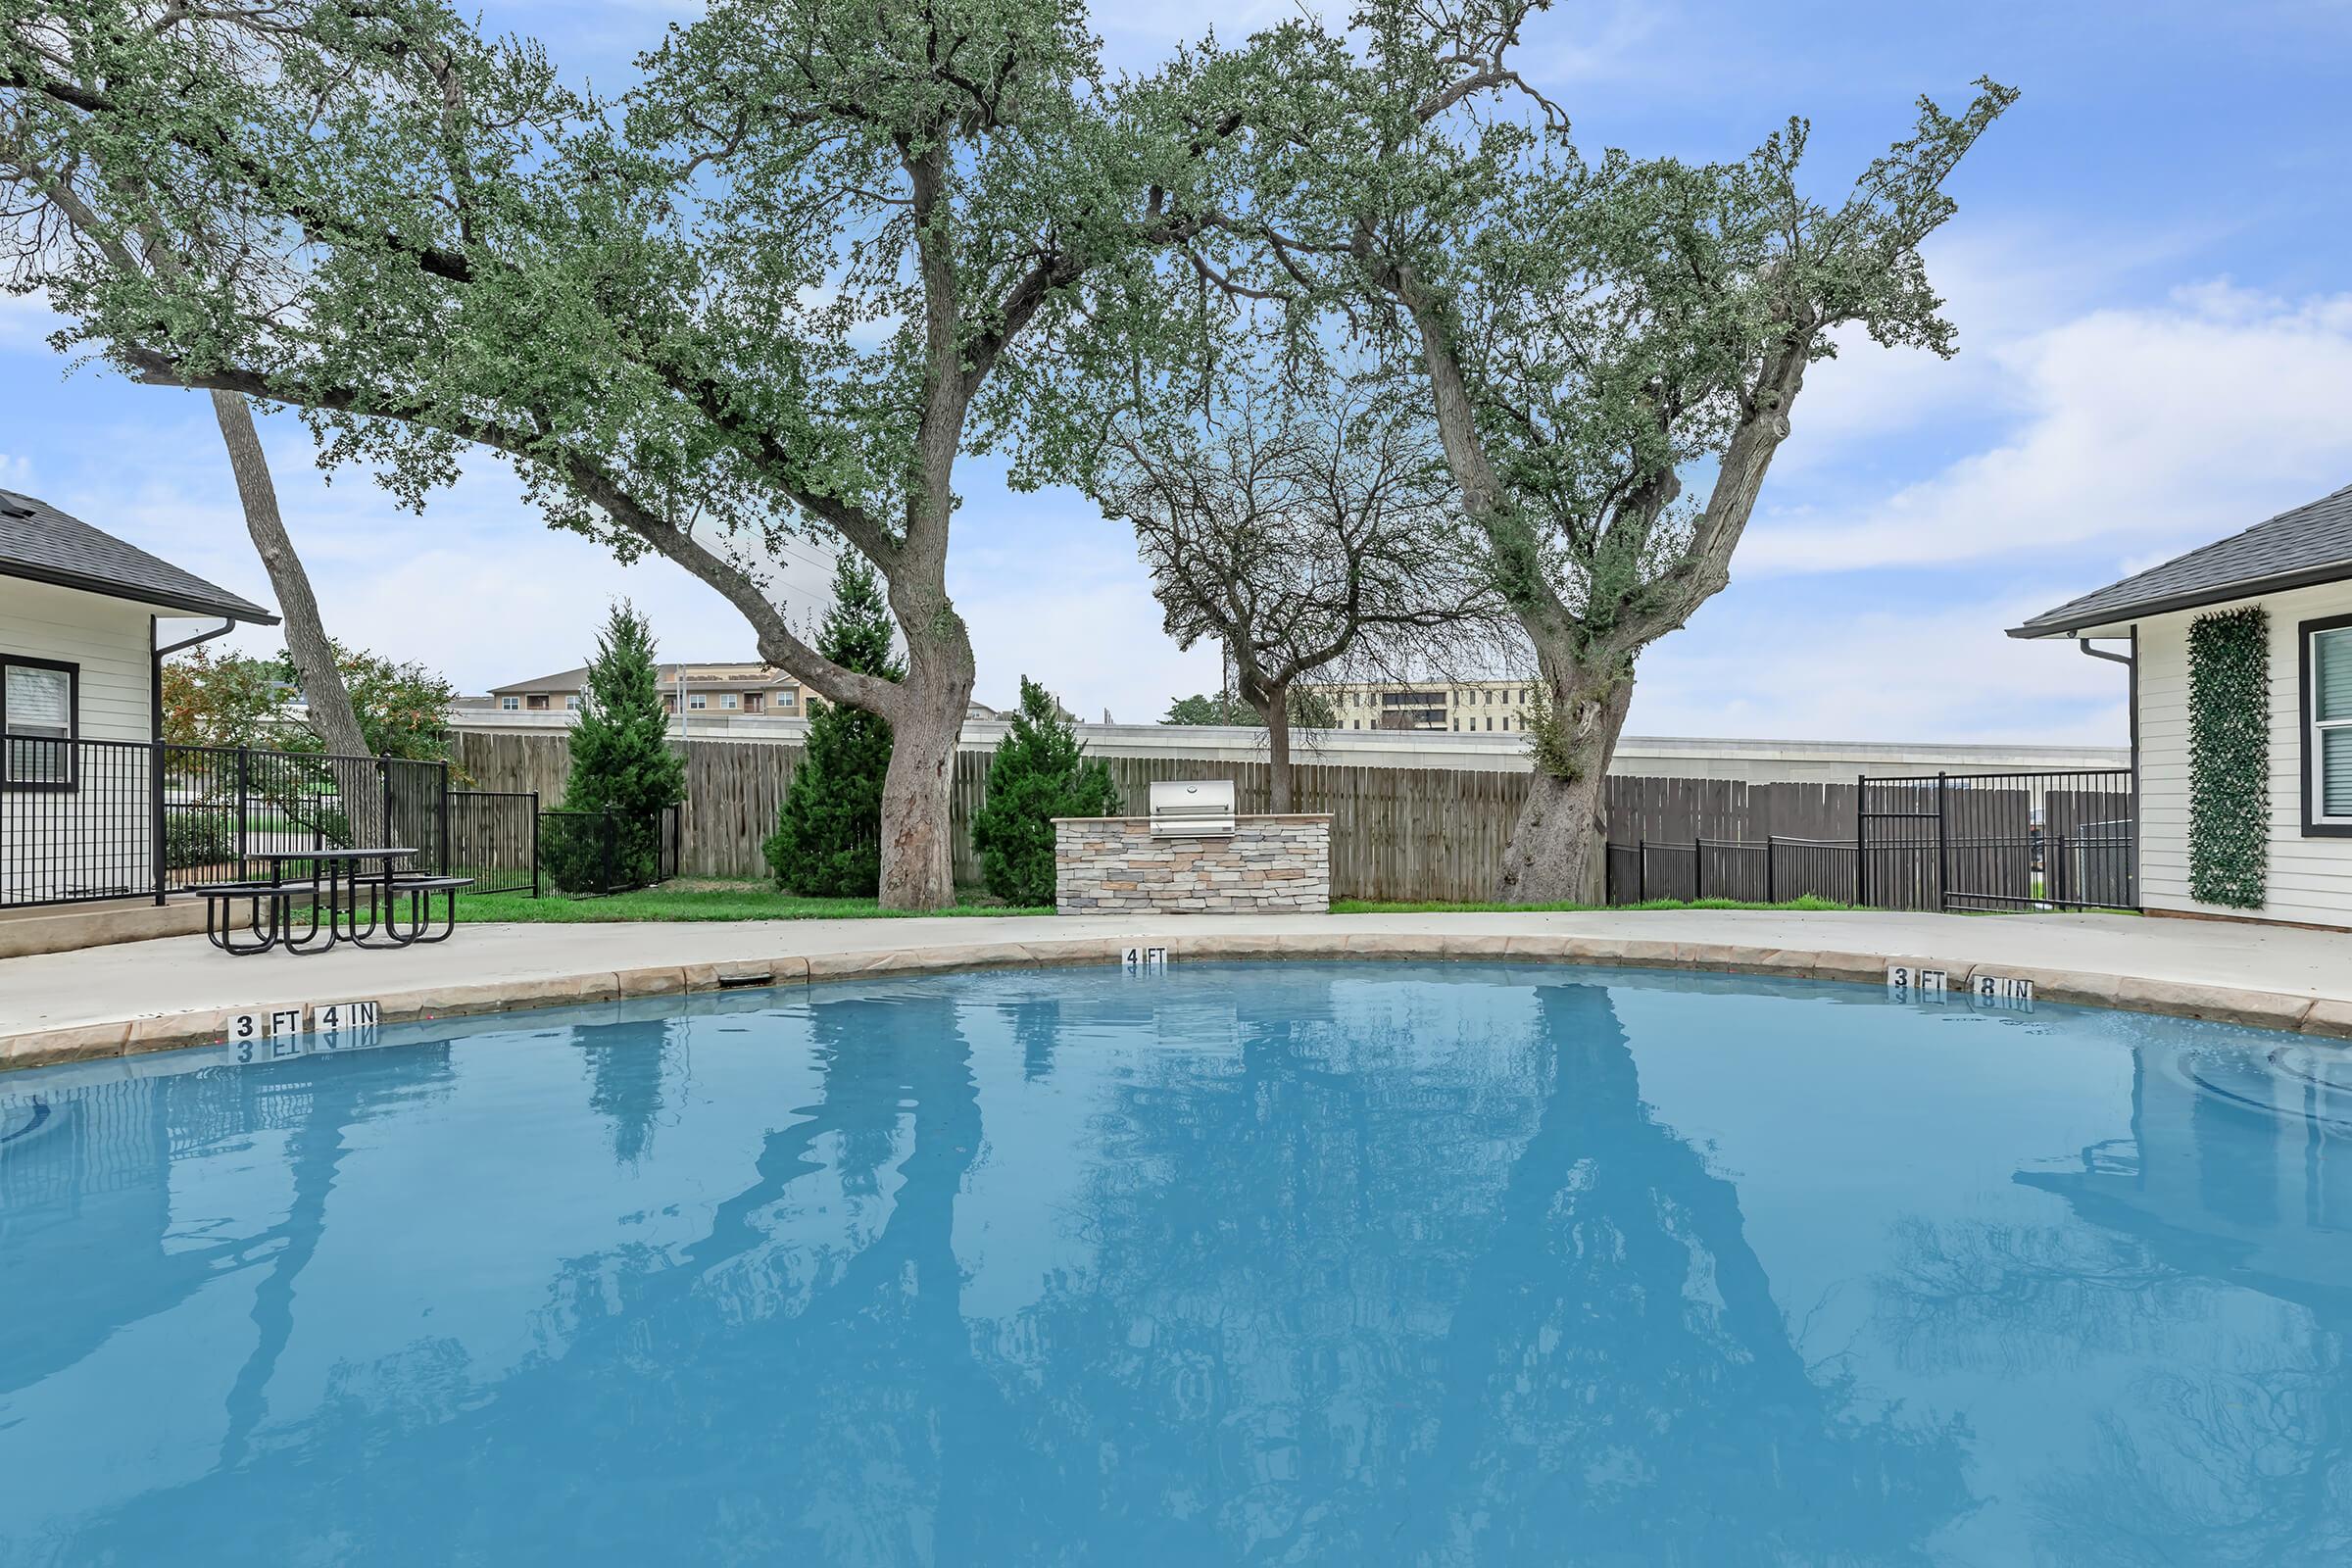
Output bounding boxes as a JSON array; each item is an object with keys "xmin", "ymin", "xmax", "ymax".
[
  {"xmin": 543, "ymin": 602, "xmax": 686, "ymax": 892},
  {"xmin": 972, "ymin": 675, "xmax": 1120, "ymax": 906},
  {"xmin": 764, "ymin": 558, "xmax": 903, "ymax": 895}
]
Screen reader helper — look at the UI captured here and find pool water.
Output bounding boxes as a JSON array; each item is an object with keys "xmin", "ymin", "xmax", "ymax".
[{"xmin": 4, "ymin": 963, "xmax": 2349, "ymax": 1565}]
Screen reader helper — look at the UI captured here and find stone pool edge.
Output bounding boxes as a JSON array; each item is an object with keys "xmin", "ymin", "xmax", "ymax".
[{"xmin": 5, "ymin": 929, "xmax": 2346, "ymax": 1073}]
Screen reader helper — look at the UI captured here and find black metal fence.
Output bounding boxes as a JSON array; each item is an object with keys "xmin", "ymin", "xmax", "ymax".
[
  {"xmin": 537, "ymin": 805, "xmax": 680, "ymax": 897},
  {"xmin": 1607, "ymin": 836, "xmax": 1861, "ymax": 906},
  {"xmin": 446, "ymin": 789, "xmax": 540, "ymax": 897},
  {"xmin": 2, "ymin": 740, "xmax": 682, "ymax": 911},
  {"xmin": 1858, "ymin": 768, "xmax": 2134, "ymax": 912},
  {"xmin": 1604, "ymin": 768, "xmax": 2136, "ymax": 914},
  {"xmin": 158, "ymin": 744, "xmax": 446, "ymax": 893}
]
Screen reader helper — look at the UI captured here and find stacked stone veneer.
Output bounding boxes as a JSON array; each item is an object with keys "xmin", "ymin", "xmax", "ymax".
[{"xmin": 1054, "ymin": 814, "xmax": 1332, "ymax": 914}]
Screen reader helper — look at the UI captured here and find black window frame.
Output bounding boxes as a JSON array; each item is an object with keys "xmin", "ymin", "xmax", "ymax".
[
  {"xmin": 2298, "ymin": 612, "xmax": 2352, "ymax": 837},
  {"xmin": 1, "ymin": 653, "xmax": 79, "ymax": 792}
]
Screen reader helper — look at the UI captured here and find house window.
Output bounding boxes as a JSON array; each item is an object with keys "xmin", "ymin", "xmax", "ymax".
[
  {"xmin": 720, "ymin": 693, "xmax": 740, "ymax": 710},
  {"xmin": 3, "ymin": 656, "xmax": 76, "ymax": 788},
  {"xmin": 2304, "ymin": 617, "xmax": 2352, "ymax": 833},
  {"xmin": 500, "ymin": 696, "xmax": 520, "ymax": 711},
  {"xmin": 688, "ymin": 694, "xmax": 708, "ymax": 710},
  {"xmin": 564, "ymin": 695, "xmax": 581, "ymax": 711}
]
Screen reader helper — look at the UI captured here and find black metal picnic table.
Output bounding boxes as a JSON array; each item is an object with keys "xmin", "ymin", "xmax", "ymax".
[{"xmin": 197, "ymin": 848, "xmax": 472, "ymax": 956}]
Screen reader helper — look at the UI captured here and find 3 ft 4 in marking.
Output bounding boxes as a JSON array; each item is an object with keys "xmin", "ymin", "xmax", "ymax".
[
  {"xmin": 315, "ymin": 1001, "xmax": 380, "ymax": 1035},
  {"xmin": 225, "ymin": 1005, "xmax": 306, "ymax": 1063}
]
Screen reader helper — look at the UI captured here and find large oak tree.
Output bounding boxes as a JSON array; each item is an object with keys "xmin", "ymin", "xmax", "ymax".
[
  {"xmin": 1166, "ymin": 0, "xmax": 2013, "ymax": 900},
  {"xmin": 0, "ymin": 0, "xmax": 1233, "ymax": 906}
]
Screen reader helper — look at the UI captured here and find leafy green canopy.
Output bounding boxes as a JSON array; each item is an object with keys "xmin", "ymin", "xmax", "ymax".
[
  {"xmin": 1066, "ymin": 1, "xmax": 2013, "ymax": 724},
  {"xmin": 972, "ymin": 675, "xmax": 1119, "ymax": 906},
  {"xmin": 0, "ymin": 0, "xmax": 1235, "ymax": 714},
  {"xmin": 765, "ymin": 557, "xmax": 904, "ymax": 897},
  {"xmin": 545, "ymin": 601, "xmax": 685, "ymax": 892},
  {"xmin": 161, "ymin": 641, "xmax": 458, "ymax": 762}
]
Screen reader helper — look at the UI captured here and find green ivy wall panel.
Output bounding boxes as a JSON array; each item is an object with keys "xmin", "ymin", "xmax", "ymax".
[{"xmin": 2186, "ymin": 606, "xmax": 2269, "ymax": 908}]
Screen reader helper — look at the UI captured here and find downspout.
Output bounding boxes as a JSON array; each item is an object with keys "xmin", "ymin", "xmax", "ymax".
[
  {"xmin": 150, "ymin": 615, "xmax": 236, "ymax": 904},
  {"xmin": 151, "ymin": 616, "xmax": 237, "ymax": 744},
  {"xmin": 2078, "ymin": 634, "xmax": 2139, "ymax": 906}
]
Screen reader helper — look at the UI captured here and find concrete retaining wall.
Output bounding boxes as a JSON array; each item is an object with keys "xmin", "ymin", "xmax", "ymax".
[{"xmin": 1054, "ymin": 815, "xmax": 1331, "ymax": 914}]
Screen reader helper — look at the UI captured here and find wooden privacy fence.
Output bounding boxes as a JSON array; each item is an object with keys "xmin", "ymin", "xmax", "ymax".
[
  {"xmin": 450, "ymin": 729, "xmax": 2091, "ymax": 906},
  {"xmin": 449, "ymin": 729, "xmax": 1544, "ymax": 903}
]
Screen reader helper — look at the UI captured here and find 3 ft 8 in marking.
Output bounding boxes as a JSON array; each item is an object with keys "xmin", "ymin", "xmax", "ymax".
[
  {"xmin": 1886, "ymin": 965, "xmax": 1947, "ymax": 998},
  {"xmin": 1975, "ymin": 973, "xmax": 2034, "ymax": 1007}
]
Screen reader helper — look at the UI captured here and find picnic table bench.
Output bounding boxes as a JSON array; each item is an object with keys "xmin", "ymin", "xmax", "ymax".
[{"xmin": 195, "ymin": 848, "xmax": 473, "ymax": 956}]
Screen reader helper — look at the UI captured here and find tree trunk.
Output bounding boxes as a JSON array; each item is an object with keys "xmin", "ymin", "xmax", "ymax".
[
  {"xmin": 873, "ymin": 592, "xmax": 976, "ymax": 911},
  {"xmin": 1251, "ymin": 678, "xmax": 1295, "ymax": 812},
  {"xmin": 1495, "ymin": 666, "xmax": 1634, "ymax": 904},
  {"xmin": 209, "ymin": 392, "xmax": 370, "ymax": 763}
]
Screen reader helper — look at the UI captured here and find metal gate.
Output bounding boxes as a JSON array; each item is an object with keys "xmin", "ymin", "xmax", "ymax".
[{"xmin": 1858, "ymin": 769, "xmax": 2135, "ymax": 913}]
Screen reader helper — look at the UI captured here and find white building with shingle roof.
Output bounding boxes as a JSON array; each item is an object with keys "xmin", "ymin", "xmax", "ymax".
[
  {"xmin": 1, "ymin": 489, "xmax": 277, "ymax": 906},
  {"xmin": 2013, "ymin": 481, "xmax": 2352, "ymax": 928}
]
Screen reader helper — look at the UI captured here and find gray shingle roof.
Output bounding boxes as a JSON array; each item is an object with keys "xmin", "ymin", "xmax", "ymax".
[
  {"xmin": 2010, "ymin": 481, "xmax": 2352, "ymax": 637},
  {"xmin": 0, "ymin": 487, "xmax": 276, "ymax": 623}
]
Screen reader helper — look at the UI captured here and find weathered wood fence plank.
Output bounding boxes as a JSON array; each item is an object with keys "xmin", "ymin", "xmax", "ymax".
[{"xmin": 450, "ymin": 729, "xmax": 1905, "ymax": 904}]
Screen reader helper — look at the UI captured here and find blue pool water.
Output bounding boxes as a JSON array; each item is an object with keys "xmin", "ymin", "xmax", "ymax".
[{"xmin": 3, "ymin": 962, "xmax": 2349, "ymax": 1565}]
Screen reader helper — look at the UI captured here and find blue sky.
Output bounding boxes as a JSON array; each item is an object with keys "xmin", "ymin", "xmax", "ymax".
[{"xmin": 5, "ymin": 0, "xmax": 2349, "ymax": 741}]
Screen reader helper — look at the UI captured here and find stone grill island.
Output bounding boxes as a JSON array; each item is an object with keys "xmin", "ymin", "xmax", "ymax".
[{"xmin": 1054, "ymin": 781, "xmax": 1331, "ymax": 914}]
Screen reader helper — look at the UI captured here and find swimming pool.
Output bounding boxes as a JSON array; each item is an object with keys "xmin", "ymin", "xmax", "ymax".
[{"xmin": 2, "ymin": 962, "xmax": 2346, "ymax": 1564}]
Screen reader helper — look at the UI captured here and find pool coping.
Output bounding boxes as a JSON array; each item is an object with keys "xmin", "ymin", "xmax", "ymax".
[{"xmin": 6, "ymin": 925, "xmax": 2349, "ymax": 1072}]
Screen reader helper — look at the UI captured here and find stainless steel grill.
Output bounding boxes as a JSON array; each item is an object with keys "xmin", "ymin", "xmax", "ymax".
[{"xmin": 1149, "ymin": 779, "xmax": 1236, "ymax": 837}]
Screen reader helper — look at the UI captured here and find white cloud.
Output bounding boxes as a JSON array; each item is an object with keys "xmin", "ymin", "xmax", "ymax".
[
  {"xmin": 49, "ymin": 399, "xmax": 839, "ymax": 692},
  {"xmin": 0, "ymin": 289, "xmax": 63, "ymax": 350},
  {"xmin": 1750, "ymin": 282, "xmax": 2352, "ymax": 574},
  {"xmin": 43, "ymin": 395, "xmax": 1212, "ymax": 715},
  {"xmin": 949, "ymin": 488, "xmax": 1219, "ymax": 722},
  {"xmin": 1629, "ymin": 590, "xmax": 2132, "ymax": 747}
]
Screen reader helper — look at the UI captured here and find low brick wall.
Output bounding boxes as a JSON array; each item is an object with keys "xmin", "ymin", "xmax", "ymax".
[{"xmin": 1054, "ymin": 815, "xmax": 1332, "ymax": 914}]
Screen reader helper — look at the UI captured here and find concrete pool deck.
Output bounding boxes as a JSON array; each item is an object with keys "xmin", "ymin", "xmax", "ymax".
[{"xmin": 4, "ymin": 908, "xmax": 2351, "ymax": 1071}]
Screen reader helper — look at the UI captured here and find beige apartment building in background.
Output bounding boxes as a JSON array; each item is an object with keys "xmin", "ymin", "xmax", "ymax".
[
  {"xmin": 1311, "ymin": 678, "xmax": 1541, "ymax": 734},
  {"xmin": 488, "ymin": 662, "xmax": 824, "ymax": 718}
]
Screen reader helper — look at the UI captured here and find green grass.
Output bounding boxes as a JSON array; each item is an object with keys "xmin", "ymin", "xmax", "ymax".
[
  {"xmin": 455, "ymin": 881, "xmax": 1860, "ymax": 924},
  {"xmin": 1330, "ymin": 894, "xmax": 1857, "ymax": 915},
  {"xmin": 453, "ymin": 879, "xmax": 1050, "ymax": 923}
]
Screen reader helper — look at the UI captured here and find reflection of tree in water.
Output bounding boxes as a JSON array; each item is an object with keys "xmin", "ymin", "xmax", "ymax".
[
  {"xmin": 1877, "ymin": 1216, "xmax": 2183, "ymax": 1376},
  {"xmin": 575, "ymin": 1017, "xmax": 680, "ymax": 1164},
  {"xmin": 43, "ymin": 978, "xmax": 1971, "ymax": 1565},
  {"xmin": 1006, "ymin": 981, "xmax": 1972, "ymax": 1565},
  {"xmin": 1878, "ymin": 1047, "xmax": 2352, "ymax": 1565},
  {"xmin": 1009, "ymin": 994, "xmax": 1062, "ymax": 1081}
]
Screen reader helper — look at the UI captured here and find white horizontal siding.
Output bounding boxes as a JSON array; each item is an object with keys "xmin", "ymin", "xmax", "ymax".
[
  {"xmin": 0, "ymin": 575, "xmax": 157, "ymax": 743},
  {"xmin": 2135, "ymin": 580, "xmax": 2352, "ymax": 927},
  {"xmin": 0, "ymin": 576, "xmax": 160, "ymax": 902}
]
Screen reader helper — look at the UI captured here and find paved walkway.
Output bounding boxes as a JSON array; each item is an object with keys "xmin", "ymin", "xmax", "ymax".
[{"xmin": 5, "ymin": 908, "xmax": 2351, "ymax": 1070}]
